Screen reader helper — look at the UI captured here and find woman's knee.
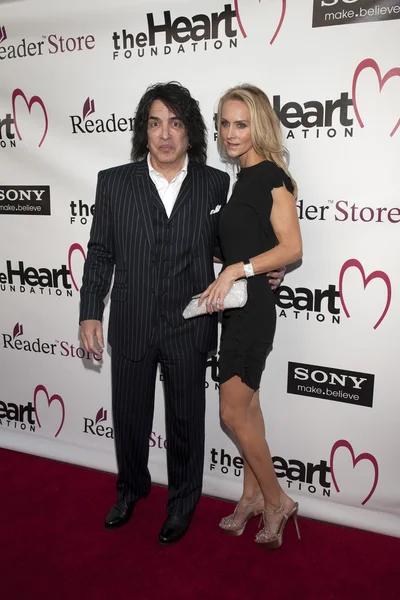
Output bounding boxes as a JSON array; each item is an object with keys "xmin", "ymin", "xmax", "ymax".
[{"xmin": 220, "ymin": 402, "xmax": 244, "ymax": 432}]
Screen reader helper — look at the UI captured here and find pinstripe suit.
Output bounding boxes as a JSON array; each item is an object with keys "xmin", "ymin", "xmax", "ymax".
[{"xmin": 80, "ymin": 159, "xmax": 230, "ymax": 515}]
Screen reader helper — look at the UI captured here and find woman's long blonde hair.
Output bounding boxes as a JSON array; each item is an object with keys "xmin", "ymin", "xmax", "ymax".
[{"xmin": 217, "ymin": 84, "xmax": 297, "ymax": 197}]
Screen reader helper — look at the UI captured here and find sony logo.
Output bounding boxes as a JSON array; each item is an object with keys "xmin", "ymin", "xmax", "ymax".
[
  {"xmin": 294, "ymin": 366, "xmax": 367, "ymax": 389},
  {"xmin": 0, "ymin": 186, "xmax": 49, "ymax": 202}
]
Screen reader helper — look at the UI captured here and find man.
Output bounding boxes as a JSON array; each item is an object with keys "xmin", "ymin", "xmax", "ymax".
[{"xmin": 80, "ymin": 82, "xmax": 283, "ymax": 545}]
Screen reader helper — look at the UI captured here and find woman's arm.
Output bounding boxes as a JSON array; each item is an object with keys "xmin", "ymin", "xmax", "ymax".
[
  {"xmin": 200, "ymin": 185, "xmax": 302, "ymax": 312},
  {"xmin": 242, "ymin": 185, "xmax": 302, "ymax": 275}
]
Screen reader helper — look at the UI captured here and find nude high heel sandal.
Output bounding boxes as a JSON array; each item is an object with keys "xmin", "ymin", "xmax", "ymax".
[
  {"xmin": 255, "ymin": 500, "xmax": 301, "ymax": 550},
  {"xmin": 219, "ymin": 499, "xmax": 264, "ymax": 536}
]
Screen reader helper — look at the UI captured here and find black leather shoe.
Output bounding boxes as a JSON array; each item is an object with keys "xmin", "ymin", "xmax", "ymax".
[
  {"xmin": 104, "ymin": 501, "xmax": 137, "ymax": 530},
  {"xmin": 158, "ymin": 514, "xmax": 193, "ymax": 545}
]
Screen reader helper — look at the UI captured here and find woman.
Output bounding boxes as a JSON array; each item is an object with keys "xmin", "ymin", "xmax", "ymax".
[{"xmin": 199, "ymin": 84, "xmax": 302, "ymax": 549}]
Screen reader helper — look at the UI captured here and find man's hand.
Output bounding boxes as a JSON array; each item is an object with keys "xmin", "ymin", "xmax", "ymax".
[
  {"xmin": 80, "ymin": 319, "xmax": 104, "ymax": 356},
  {"xmin": 267, "ymin": 266, "xmax": 286, "ymax": 291}
]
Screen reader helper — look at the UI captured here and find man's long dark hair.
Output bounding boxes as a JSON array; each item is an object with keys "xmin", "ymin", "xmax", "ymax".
[{"xmin": 131, "ymin": 82, "xmax": 207, "ymax": 164}]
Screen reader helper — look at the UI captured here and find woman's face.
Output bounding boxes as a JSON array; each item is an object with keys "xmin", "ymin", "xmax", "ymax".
[{"xmin": 220, "ymin": 99, "xmax": 254, "ymax": 161}]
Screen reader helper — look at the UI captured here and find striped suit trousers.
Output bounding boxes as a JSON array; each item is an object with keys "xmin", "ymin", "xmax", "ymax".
[{"xmin": 112, "ymin": 315, "xmax": 207, "ymax": 517}]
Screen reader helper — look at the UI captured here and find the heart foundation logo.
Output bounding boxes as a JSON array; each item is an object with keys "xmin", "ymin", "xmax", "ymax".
[
  {"xmin": 339, "ymin": 258, "xmax": 391, "ymax": 330},
  {"xmin": 234, "ymin": 0, "xmax": 286, "ymax": 45},
  {"xmin": 11, "ymin": 88, "xmax": 49, "ymax": 147},
  {"xmin": 33, "ymin": 384, "xmax": 65, "ymax": 438},
  {"xmin": 352, "ymin": 58, "xmax": 400, "ymax": 137},
  {"xmin": 330, "ymin": 440, "xmax": 379, "ymax": 506},
  {"xmin": 68, "ymin": 243, "xmax": 87, "ymax": 292}
]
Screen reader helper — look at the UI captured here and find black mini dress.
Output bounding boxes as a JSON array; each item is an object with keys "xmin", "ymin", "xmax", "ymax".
[{"xmin": 218, "ymin": 160, "xmax": 294, "ymax": 390}]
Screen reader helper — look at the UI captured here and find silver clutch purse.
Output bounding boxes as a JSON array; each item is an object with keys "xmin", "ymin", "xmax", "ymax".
[{"xmin": 183, "ymin": 279, "xmax": 248, "ymax": 319}]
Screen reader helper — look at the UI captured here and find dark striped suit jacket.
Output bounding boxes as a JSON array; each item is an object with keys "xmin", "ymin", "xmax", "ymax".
[{"xmin": 80, "ymin": 159, "xmax": 230, "ymax": 361}]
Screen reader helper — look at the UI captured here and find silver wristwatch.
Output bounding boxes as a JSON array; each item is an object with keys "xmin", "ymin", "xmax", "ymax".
[{"xmin": 243, "ymin": 259, "xmax": 255, "ymax": 278}]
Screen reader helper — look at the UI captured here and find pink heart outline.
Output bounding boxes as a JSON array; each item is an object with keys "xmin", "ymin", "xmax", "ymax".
[
  {"xmin": 339, "ymin": 258, "xmax": 391, "ymax": 330},
  {"xmin": 33, "ymin": 384, "xmax": 65, "ymax": 438},
  {"xmin": 67, "ymin": 243, "xmax": 87, "ymax": 292},
  {"xmin": 234, "ymin": 0, "xmax": 287, "ymax": 45},
  {"xmin": 330, "ymin": 439, "xmax": 379, "ymax": 506},
  {"xmin": 352, "ymin": 58, "xmax": 400, "ymax": 137},
  {"xmin": 11, "ymin": 88, "xmax": 49, "ymax": 148}
]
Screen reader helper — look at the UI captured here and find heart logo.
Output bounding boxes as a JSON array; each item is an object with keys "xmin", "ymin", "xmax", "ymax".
[
  {"xmin": 0, "ymin": 26, "xmax": 7, "ymax": 44},
  {"xmin": 33, "ymin": 384, "xmax": 65, "ymax": 438},
  {"xmin": 339, "ymin": 258, "xmax": 391, "ymax": 330},
  {"xmin": 234, "ymin": 0, "xmax": 286, "ymax": 45},
  {"xmin": 67, "ymin": 243, "xmax": 86, "ymax": 292},
  {"xmin": 352, "ymin": 58, "xmax": 400, "ymax": 137},
  {"xmin": 11, "ymin": 88, "xmax": 49, "ymax": 148},
  {"xmin": 330, "ymin": 440, "xmax": 379, "ymax": 506}
]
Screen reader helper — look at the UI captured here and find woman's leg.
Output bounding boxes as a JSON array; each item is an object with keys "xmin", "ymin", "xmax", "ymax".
[
  {"xmin": 241, "ymin": 390, "xmax": 265, "ymax": 502},
  {"xmin": 220, "ymin": 376, "xmax": 293, "ymax": 532}
]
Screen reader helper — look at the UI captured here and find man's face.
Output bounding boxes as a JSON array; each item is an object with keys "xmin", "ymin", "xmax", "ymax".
[{"xmin": 147, "ymin": 99, "xmax": 189, "ymax": 171}]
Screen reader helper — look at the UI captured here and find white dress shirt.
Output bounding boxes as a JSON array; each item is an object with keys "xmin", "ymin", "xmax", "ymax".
[{"xmin": 147, "ymin": 153, "xmax": 189, "ymax": 218}]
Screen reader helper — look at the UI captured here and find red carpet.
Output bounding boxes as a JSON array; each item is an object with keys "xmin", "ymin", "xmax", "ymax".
[{"xmin": 1, "ymin": 448, "xmax": 399, "ymax": 600}]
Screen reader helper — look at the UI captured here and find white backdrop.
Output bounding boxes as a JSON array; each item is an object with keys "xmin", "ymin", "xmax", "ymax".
[{"xmin": 1, "ymin": 0, "xmax": 399, "ymax": 537}]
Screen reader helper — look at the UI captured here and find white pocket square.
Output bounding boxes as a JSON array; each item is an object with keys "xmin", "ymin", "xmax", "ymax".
[{"xmin": 210, "ymin": 205, "xmax": 221, "ymax": 215}]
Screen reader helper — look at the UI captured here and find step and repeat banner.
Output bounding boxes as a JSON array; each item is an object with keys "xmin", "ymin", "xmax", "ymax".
[{"xmin": 1, "ymin": 0, "xmax": 399, "ymax": 537}]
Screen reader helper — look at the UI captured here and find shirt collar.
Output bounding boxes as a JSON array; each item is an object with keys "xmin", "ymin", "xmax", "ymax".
[{"xmin": 147, "ymin": 153, "xmax": 189, "ymax": 181}]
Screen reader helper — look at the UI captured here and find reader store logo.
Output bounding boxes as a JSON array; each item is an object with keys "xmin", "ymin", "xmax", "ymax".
[
  {"xmin": 0, "ymin": 243, "xmax": 86, "ymax": 298},
  {"xmin": 0, "ymin": 89, "xmax": 48, "ymax": 149},
  {"xmin": 0, "ymin": 25, "xmax": 95, "ymax": 59},
  {"xmin": 210, "ymin": 440, "xmax": 379, "ymax": 505},
  {"xmin": 277, "ymin": 258, "xmax": 391, "ymax": 328},
  {"xmin": 70, "ymin": 199, "xmax": 95, "ymax": 225},
  {"xmin": 112, "ymin": 3, "xmax": 238, "ymax": 60},
  {"xmin": 0, "ymin": 384, "xmax": 65, "ymax": 438},
  {"xmin": 312, "ymin": 0, "xmax": 400, "ymax": 28},
  {"xmin": 0, "ymin": 185, "xmax": 50, "ymax": 216},
  {"xmin": 297, "ymin": 198, "xmax": 400, "ymax": 225},
  {"xmin": 2, "ymin": 322, "xmax": 102, "ymax": 362},
  {"xmin": 287, "ymin": 362, "xmax": 375, "ymax": 408},
  {"xmin": 83, "ymin": 407, "xmax": 167, "ymax": 449},
  {"xmin": 70, "ymin": 97, "xmax": 134, "ymax": 135},
  {"xmin": 83, "ymin": 407, "xmax": 114, "ymax": 439}
]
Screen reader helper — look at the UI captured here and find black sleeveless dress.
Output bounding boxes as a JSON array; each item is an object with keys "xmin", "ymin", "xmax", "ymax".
[{"xmin": 218, "ymin": 160, "xmax": 294, "ymax": 390}]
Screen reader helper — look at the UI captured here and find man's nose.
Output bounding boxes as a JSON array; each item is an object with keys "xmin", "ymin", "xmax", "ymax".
[{"xmin": 160, "ymin": 123, "xmax": 171, "ymax": 139}]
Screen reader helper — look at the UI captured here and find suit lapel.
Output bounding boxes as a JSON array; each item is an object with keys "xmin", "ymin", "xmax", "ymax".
[
  {"xmin": 130, "ymin": 161, "xmax": 157, "ymax": 250},
  {"xmin": 169, "ymin": 167, "xmax": 193, "ymax": 220},
  {"xmin": 186, "ymin": 164, "xmax": 209, "ymax": 251}
]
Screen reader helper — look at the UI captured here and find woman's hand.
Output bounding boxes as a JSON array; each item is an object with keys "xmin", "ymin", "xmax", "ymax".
[
  {"xmin": 199, "ymin": 265, "xmax": 240, "ymax": 313},
  {"xmin": 267, "ymin": 266, "xmax": 286, "ymax": 290}
]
